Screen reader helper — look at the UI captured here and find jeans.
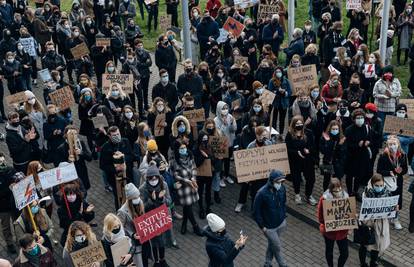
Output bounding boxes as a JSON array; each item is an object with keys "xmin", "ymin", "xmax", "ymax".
[
  {"xmin": 324, "ymin": 236, "xmax": 349, "ymax": 267},
  {"xmin": 263, "ymin": 220, "xmax": 287, "ymax": 267},
  {"xmin": 211, "ymin": 171, "xmax": 221, "ymax": 192},
  {"xmin": 272, "ymin": 107, "xmax": 287, "ymax": 135},
  {"xmin": 0, "ymin": 212, "xmax": 13, "ymax": 245}
]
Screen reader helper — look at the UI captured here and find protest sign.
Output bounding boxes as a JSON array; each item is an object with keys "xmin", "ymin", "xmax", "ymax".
[
  {"xmin": 209, "ymin": 136, "xmax": 229, "ymax": 158},
  {"xmin": 217, "ymin": 28, "xmax": 229, "ymax": 44},
  {"xmin": 183, "ymin": 108, "xmax": 205, "ymax": 123},
  {"xmin": 38, "ymin": 69, "xmax": 52, "ymax": 82},
  {"xmin": 323, "ymin": 197, "xmax": 358, "ymax": 232},
  {"xmin": 111, "ymin": 237, "xmax": 130, "ymax": 267},
  {"xmin": 34, "ymin": 0, "xmax": 44, "ymax": 3},
  {"xmin": 234, "ymin": 0, "xmax": 259, "ymax": 8},
  {"xmin": 346, "ymin": 0, "xmax": 362, "ymax": 10},
  {"xmin": 20, "ymin": 37, "xmax": 37, "ymax": 57},
  {"xmin": 359, "ymin": 196, "xmax": 399, "ymax": 220},
  {"xmin": 11, "ymin": 175, "xmax": 38, "ymax": 210},
  {"xmin": 383, "ymin": 116, "xmax": 414, "ymax": 137},
  {"xmin": 259, "ymin": 89, "xmax": 276, "ymax": 108},
  {"xmin": 102, "ymin": 74, "xmax": 134, "ymax": 94},
  {"xmin": 92, "ymin": 115, "xmax": 109, "ymax": 129},
  {"xmin": 159, "ymin": 15, "xmax": 171, "ymax": 31},
  {"xmin": 70, "ymin": 42, "xmax": 90, "ymax": 59},
  {"xmin": 197, "ymin": 159, "xmax": 212, "ymax": 177},
  {"xmin": 144, "ymin": 0, "xmax": 157, "ymax": 4},
  {"xmin": 234, "ymin": 56, "xmax": 248, "ymax": 65},
  {"xmin": 49, "ymin": 86, "xmax": 75, "ymax": 111},
  {"xmin": 328, "ymin": 64, "xmax": 341, "ymax": 76},
  {"xmin": 95, "ymin": 38, "xmax": 111, "ymax": 47},
  {"xmin": 257, "ymin": 4, "xmax": 279, "ymax": 21},
  {"xmin": 364, "ymin": 64, "xmax": 376, "ymax": 78},
  {"xmin": 134, "ymin": 204, "xmax": 172, "ymax": 243},
  {"xmin": 70, "ymin": 242, "xmax": 107, "ymax": 267},
  {"xmin": 287, "ymin": 64, "xmax": 318, "ymax": 95},
  {"xmin": 6, "ymin": 92, "xmax": 27, "ymax": 107},
  {"xmin": 234, "ymin": 143, "xmax": 290, "ymax": 183},
  {"xmin": 154, "ymin": 114, "xmax": 166, "ymax": 137},
  {"xmin": 223, "ymin": 17, "xmax": 245, "ymax": 38},
  {"xmin": 399, "ymin": 99, "xmax": 414, "ymax": 118},
  {"xmin": 38, "ymin": 163, "xmax": 78, "ymax": 189}
]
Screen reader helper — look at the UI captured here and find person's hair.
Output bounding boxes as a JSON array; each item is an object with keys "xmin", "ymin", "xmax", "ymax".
[
  {"xmin": 325, "ymin": 120, "xmax": 344, "ymax": 139},
  {"xmin": 103, "ymin": 213, "xmax": 121, "ymax": 237},
  {"xmin": 386, "ymin": 135, "xmax": 402, "ymax": 153},
  {"xmin": 159, "ymin": 68, "xmax": 168, "ymax": 76},
  {"xmin": 351, "ymin": 108, "xmax": 365, "ymax": 120},
  {"xmin": 336, "ymin": 47, "xmax": 347, "ymax": 66},
  {"xmin": 65, "ymin": 221, "xmax": 97, "ymax": 252},
  {"xmin": 183, "ymin": 58, "xmax": 192, "ymax": 66},
  {"xmin": 149, "ymin": 97, "xmax": 171, "ymax": 114},
  {"xmin": 305, "ymin": 43, "xmax": 318, "ymax": 54},
  {"xmin": 134, "ymin": 38, "xmax": 143, "ymax": 46},
  {"xmin": 24, "ymin": 96, "xmax": 44, "ymax": 114},
  {"xmin": 328, "ymin": 178, "xmax": 342, "ymax": 193},
  {"xmin": 127, "ymin": 198, "xmax": 145, "ymax": 218},
  {"xmin": 354, "ymin": 43, "xmax": 369, "ymax": 63},
  {"xmin": 293, "ymin": 28, "xmax": 303, "ymax": 38},
  {"xmin": 63, "ymin": 124, "xmax": 78, "ymax": 137},
  {"xmin": 288, "ymin": 115, "xmax": 305, "ymax": 139},
  {"xmin": 255, "ymin": 126, "xmax": 266, "ymax": 136},
  {"xmin": 370, "ymin": 173, "xmax": 384, "ymax": 185},
  {"xmin": 19, "ymin": 233, "xmax": 35, "ymax": 249},
  {"xmin": 347, "ymin": 28, "xmax": 360, "ymax": 41},
  {"xmin": 108, "ymin": 126, "xmax": 119, "ymax": 135},
  {"xmin": 106, "ymin": 83, "xmax": 127, "ymax": 99},
  {"xmin": 27, "ymin": 161, "xmax": 44, "ymax": 184},
  {"xmin": 372, "ymin": 52, "xmax": 384, "ymax": 68},
  {"xmin": 202, "ymin": 118, "xmax": 219, "ymax": 135}
]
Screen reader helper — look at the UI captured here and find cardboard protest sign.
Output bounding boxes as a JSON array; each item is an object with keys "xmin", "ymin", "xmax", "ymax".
[
  {"xmin": 95, "ymin": 38, "xmax": 111, "ymax": 47},
  {"xmin": 383, "ymin": 116, "xmax": 414, "ymax": 137},
  {"xmin": 223, "ymin": 17, "xmax": 245, "ymax": 38},
  {"xmin": 217, "ymin": 28, "xmax": 229, "ymax": 44},
  {"xmin": 257, "ymin": 4, "xmax": 279, "ymax": 21},
  {"xmin": 259, "ymin": 89, "xmax": 276, "ymax": 108},
  {"xmin": 20, "ymin": 37, "xmax": 37, "ymax": 57},
  {"xmin": 359, "ymin": 196, "xmax": 399, "ymax": 220},
  {"xmin": 134, "ymin": 204, "xmax": 172, "ymax": 243},
  {"xmin": 399, "ymin": 99, "xmax": 414, "ymax": 118},
  {"xmin": 49, "ymin": 86, "xmax": 75, "ymax": 111},
  {"xmin": 364, "ymin": 64, "xmax": 376, "ymax": 78},
  {"xmin": 38, "ymin": 163, "xmax": 78, "ymax": 189},
  {"xmin": 346, "ymin": 0, "xmax": 362, "ymax": 9},
  {"xmin": 234, "ymin": 143, "xmax": 290, "ymax": 183},
  {"xmin": 38, "ymin": 69, "xmax": 52, "ymax": 82},
  {"xmin": 11, "ymin": 175, "xmax": 38, "ymax": 210},
  {"xmin": 287, "ymin": 64, "xmax": 318, "ymax": 95},
  {"xmin": 70, "ymin": 42, "xmax": 90, "ymax": 59},
  {"xmin": 70, "ymin": 242, "xmax": 107, "ymax": 267},
  {"xmin": 234, "ymin": 0, "xmax": 259, "ymax": 9},
  {"xmin": 197, "ymin": 159, "xmax": 212, "ymax": 177},
  {"xmin": 6, "ymin": 92, "xmax": 27, "ymax": 107},
  {"xmin": 111, "ymin": 237, "xmax": 130, "ymax": 267},
  {"xmin": 102, "ymin": 74, "xmax": 134, "ymax": 94},
  {"xmin": 323, "ymin": 197, "xmax": 358, "ymax": 232},
  {"xmin": 159, "ymin": 15, "xmax": 171, "ymax": 31},
  {"xmin": 154, "ymin": 114, "xmax": 166, "ymax": 137},
  {"xmin": 234, "ymin": 56, "xmax": 248, "ymax": 65},
  {"xmin": 209, "ymin": 136, "xmax": 229, "ymax": 158},
  {"xmin": 92, "ymin": 115, "xmax": 109, "ymax": 129},
  {"xmin": 183, "ymin": 108, "xmax": 205, "ymax": 123}
]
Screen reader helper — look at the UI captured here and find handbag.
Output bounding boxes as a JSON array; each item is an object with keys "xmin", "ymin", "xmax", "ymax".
[
  {"xmin": 354, "ymin": 223, "xmax": 376, "ymax": 245},
  {"xmin": 383, "ymin": 176, "xmax": 397, "ymax": 192}
]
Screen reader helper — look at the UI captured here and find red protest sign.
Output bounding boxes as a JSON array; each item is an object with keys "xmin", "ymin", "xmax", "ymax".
[
  {"xmin": 223, "ymin": 17, "xmax": 245, "ymax": 38},
  {"xmin": 134, "ymin": 204, "xmax": 172, "ymax": 243}
]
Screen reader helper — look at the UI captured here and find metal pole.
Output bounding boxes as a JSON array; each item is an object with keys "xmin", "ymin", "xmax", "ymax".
[
  {"xmin": 181, "ymin": 0, "xmax": 192, "ymax": 60},
  {"xmin": 379, "ymin": 0, "xmax": 391, "ymax": 65},
  {"xmin": 288, "ymin": 0, "xmax": 295, "ymax": 42}
]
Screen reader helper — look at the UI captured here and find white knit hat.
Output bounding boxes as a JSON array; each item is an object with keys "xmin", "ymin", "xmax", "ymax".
[
  {"xmin": 125, "ymin": 183, "xmax": 140, "ymax": 200},
  {"xmin": 207, "ymin": 213, "xmax": 225, "ymax": 232}
]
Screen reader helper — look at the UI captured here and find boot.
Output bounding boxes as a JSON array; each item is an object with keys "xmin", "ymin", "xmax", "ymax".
[
  {"xmin": 199, "ymin": 207, "xmax": 206, "ymax": 219},
  {"xmin": 214, "ymin": 191, "xmax": 221, "ymax": 204},
  {"xmin": 160, "ymin": 259, "xmax": 170, "ymax": 267},
  {"xmin": 206, "ymin": 206, "xmax": 212, "ymax": 214},
  {"xmin": 181, "ymin": 219, "xmax": 187, "ymax": 235},
  {"xmin": 369, "ymin": 250, "xmax": 379, "ymax": 267},
  {"xmin": 409, "ymin": 223, "xmax": 414, "ymax": 233},
  {"xmin": 193, "ymin": 224, "xmax": 203, "ymax": 236}
]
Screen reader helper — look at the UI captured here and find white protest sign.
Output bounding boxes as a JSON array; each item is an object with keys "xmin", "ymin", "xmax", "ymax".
[
  {"xmin": 38, "ymin": 69, "xmax": 52, "ymax": 82},
  {"xmin": 11, "ymin": 175, "xmax": 38, "ymax": 210},
  {"xmin": 346, "ymin": 0, "xmax": 361, "ymax": 10},
  {"xmin": 364, "ymin": 64, "xmax": 376, "ymax": 78},
  {"xmin": 359, "ymin": 196, "xmax": 399, "ymax": 220},
  {"xmin": 217, "ymin": 28, "xmax": 229, "ymax": 44},
  {"xmin": 38, "ymin": 163, "xmax": 78, "ymax": 189},
  {"xmin": 20, "ymin": 37, "xmax": 37, "ymax": 57}
]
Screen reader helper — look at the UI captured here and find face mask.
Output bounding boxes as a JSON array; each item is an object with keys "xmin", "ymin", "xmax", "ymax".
[
  {"xmin": 111, "ymin": 90, "xmax": 120, "ymax": 97},
  {"xmin": 143, "ymin": 130, "xmax": 151, "ymax": 137},
  {"xmin": 373, "ymin": 185, "xmax": 384, "ymax": 193},
  {"xmin": 389, "ymin": 144, "xmax": 398, "ymax": 153},
  {"xmin": 178, "ymin": 125, "xmax": 186, "ymax": 133},
  {"xmin": 28, "ymin": 99, "xmax": 36, "ymax": 105},
  {"xmin": 276, "ymin": 72, "xmax": 283, "ymax": 78},
  {"xmin": 17, "ymin": 45, "xmax": 23, "ymax": 51},
  {"xmin": 125, "ymin": 112, "xmax": 133, "ymax": 119},
  {"xmin": 298, "ymin": 100, "xmax": 310, "ymax": 108},
  {"xmin": 75, "ymin": 235, "xmax": 86, "ymax": 243},
  {"xmin": 357, "ymin": 50, "xmax": 363, "ymax": 56},
  {"xmin": 369, "ymin": 57, "xmax": 376, "ymax": 64},
  {"xmin": 221, "ymin": 109, "xmax": 229, "ymax": 116},
  {"xmin": 67, "ymin": 194, "xmax": 77, "ymax": 202},
  {"xmin": 149, "ymin": 179, "xmax": 159, "ymax": 186},
  {"xmin": 31, "ymin": 205, "xmax": 39, "ymax": 214},
  {"xmin": 255, "ymin": 88, "xmax": 264, "ymax": 95},
  {"xmin": 396, "ymin": 111, "xmax": 406, "ymax": 118},
  {"xmin": 7, "ymin": 59, "xmax": 14, "ymax": 63},
  {"xmin": 74, "ymin": 32, "xmax": 80, "ymax": 37},
  {"xmin": 291, "ymin": 62, "xmax": 300, "ymax": 67},
  {"xmin": 108, "ymin": 66, "xmax": 115, "ymax": 72},
  {"xmin": 218, "ymin": 229, "xmax": 227, "ymax": 236},
  {"xmin": 311, "ymin": 91, "xmax": 319, "ymax": 99},
  {"xmin": 124, "ymin": 0, "xmax": 129, "ymax": 2},
  {"xmin": 179, "ymin": 148, "xmax": 187, "ymax": 156},
  {"xmin": 86, "ymin": 20, "xmax": 92, "ymax": 25},
  {"xmin": 26, "ymin": 245, "xmax": 39, "ymax": 256},
  {"xmin": 84, "ymin": 95, "xmax": 92, "ymax": 101},
  {"xmin": 161, "ymin": 76, "xmax": 169, "ymax": 84},
  {"xmin": 185, "ymin": 68, "xmax": 192, "ymax": 74},
  {"xmin": 111, "ymin": 134, "xmax": 122, "ymax": 143},
  {"xmin": 407, "ymin": 9, "xmax": 412, "ymax": 13},
  {"xmin": 350, "ymin": 84, "xmax": 359, "ymax": 91},
  {"xmin": 132, "ymin": 198, "xmax": 141, "ymax": 205},
  {"xmin": 383, "ymin": 73, "xmax": 393, "ymax": 81},
  {"xmin": 274, "ymin": 183, "xmax": 282, "ymax": 190},
  {"xmin": 366, "ymin": 113, "xmax": 374, "ymax": 119},
  {"xmin": 295, "ymin": 124, "xmax": 304, "ymax": 131},
  {"xmin": 339, "ymin": 107, "xmax": 347, "ymax": 116},
  {"xmin": 127, "ymin": 59, "xmax": 134, "ymax": 64},
  {"xmin": 253, "ymin": 106, "xmax": 262, "ymax": 113},
  {"xmin": 331, "ymin": 80, "xmax": 339, "ymax": 86},
  {"xmin": 112, "ymin": 227, "xmax": 121, "ymax": 234},
  {"xmin": 10, "ymin": 121, "xmax": 19, "ymax": 127},
  {"xmin": 330, "ymin": 129, "xmax": 339, "ymax": 136},
  {"xmin": 332, "ymin": 191, "xmax": 342, "ymax": 198},
  {"xmin": 355, "ymin": 118, "xmax": 365, "ymax": 127},
  {"xmin": 217, "ymin": 72, "xmax": 224, "ymax": 78}
]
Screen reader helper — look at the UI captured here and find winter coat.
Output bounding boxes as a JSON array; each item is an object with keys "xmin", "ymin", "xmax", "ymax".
[
  {"xmin": 171, "ymin": 154, "xmax": 199, "ymax": 206},
  {"xmin": 177, "ymin": 72, "xmax": 204, "ymax": 109},
  {"xmin": 214, "ymin": 101, "xmax": 237, "ymax": 147},
  {"xmin": 268, "ymin": 77, "xmax": 291, "ymax": 109},
  {"xmin": 344, "ymin": 123, "xmax": 372, "ymax": 177},
  {"xmin": 57, "ymin": 195, "xmax": 94, "ymax": 232},
  {"xmin": 284, "ymin": 37, "xmax": 305, "ymax": 63},
  {"xmin": 321, "ymin": 82, "xmax": 343, "ymax": 105},
  {"xmin": 28, "ymin": 111, "xmax": 46, "ymax": 149},
  {"xmin": 5, "ymin": 123, "xmax": 40, "ymax": 166},
  {"xmin": 0, "ymin": 165, "xmax": 16, "ymax": 213},
  {"xmin": 155, "ymin": 45, "xmax": 177, "ymax": 72},
  {"xmin": 13, "ymin": 244, "xmax": 56, "ymax": 267},
  {"xmin": 0, "ymin": 3, "xmax": 13, "ymax": 26},
  {"xmin": 43, "ymin": 115, "xmax": 67, "ymax": 155},
  {"xmin": 322, "ymin": 30, "xmax": 345, "ymax": 65},
  {"xmin": 33, "ymin": 18, "xmax": 52, "ymax": 46},
  {"xmin": 41, "ymin": 52, "xmax": 66, "ymax": 73},
  {"xmin": 135, "ymin": 49, "xmax": 152, "ymax": 78},
  {"xmin": 301, "ymin": 53, "xmax": 321, "ymax": 72},
  {"xmin": 262, "ymin": 22, "xmax": 284, "ymax": 53},
  {"xmin": 196, "ymin": 18, "xmax": 220, "ymax": 44},
  {"xmin": 78, "ymin": 102, "xmax": 95, "ymax": 136},
  {"xmin": 320, "ymin": 133, "xmax": 346, "ymax": 172},
  {"xmin": 285, "ymin": 129, "xmax": 315, "ymax": 167},
  {"xmin": 376, "ymin": 150, "xmax": 408, "ymax": 182},
  {"xmin": 14, "ymin": 208, "xmax": 54, "ymax": 242},
  {"xmin": 152, "ymin": 82, "xmax": 179, "ymax": 112}
]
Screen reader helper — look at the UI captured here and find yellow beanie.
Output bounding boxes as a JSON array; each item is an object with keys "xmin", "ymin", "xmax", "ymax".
[{"xmin": 147, "ymin": 139, "xmax": 158, "ymax": 152}]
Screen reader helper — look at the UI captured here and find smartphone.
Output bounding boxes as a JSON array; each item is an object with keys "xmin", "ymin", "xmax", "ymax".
[{"xmin": 240, "ymin": 229, "xmax": 244, "ymax": 236}]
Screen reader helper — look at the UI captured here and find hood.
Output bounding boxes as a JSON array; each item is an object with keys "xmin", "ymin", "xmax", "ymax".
[
  {"xmin": 72, "ymin": 0, "xmax": 80, "ymax": 7},
  {"xmin": 171, "ymin": 115, "xmax": 191, "ymax": 137},
  {"xmin": 5, "ymin": 122, "xmax": 20, "ymax": 132},
  {"xmin": 215, "ymin": 101, "xmax": 227, "ymax": 117}
]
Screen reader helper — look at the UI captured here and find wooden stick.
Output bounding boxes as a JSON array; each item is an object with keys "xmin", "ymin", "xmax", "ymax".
[{"xmin": 26, "ymin": 205, "xmax": 38, "ymax": 233}]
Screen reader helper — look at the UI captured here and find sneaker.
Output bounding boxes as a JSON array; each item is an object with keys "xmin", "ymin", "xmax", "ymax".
[
  {"xmin": 307, "ymin": 195, "xmax": 317, "ymax": 206},
  {"xmin": 7, "ymin": 244, "xmax": 16, "ymax": 254},
  {"xmin": 225, "ymin": 176, "xmax": 234, "ymax": 184},
  {"xmin": 393, "ymin": 218, "xmax": 403, "ymax": 230},
  {"xmin": 104, "ymin": 185, "xmax": 113, "ymax": 192},
  {"xmin": 220, "ymin": 179, "xmax": 226, "ymax": 188},
  {"xmin": 234, "ymin": 203, "xmax": 244, "ymax": 213},
  {"xmin": 33, "ymin": 79, "xmax": 37, "ymax": 85},
  {"xmin": 295, "ymin": 194, "xmax": 302, "ymax": 205}
]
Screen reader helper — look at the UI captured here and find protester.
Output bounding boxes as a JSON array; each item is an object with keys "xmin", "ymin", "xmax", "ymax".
[{"xmin": 14, "ymin": 233, "xmax": 56, "ymax": 267}]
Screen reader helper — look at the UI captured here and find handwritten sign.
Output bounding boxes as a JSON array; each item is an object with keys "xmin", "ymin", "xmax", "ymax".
[
  {"xmin": 257, "ymin": 4, "xmax": 279, "ymax": 21},
  {"xmin": 70, "ymin": 242, "xmax": 107, "ymax": 267},
  {"xmin": 6, "ymin": 92, "xmax": 27, "ymax": 107},
  {"xmin": 223, "ymin": 17, "xmax": 245, "ymax": 38},
  {"xmin": 323, "ymin": 197, "xmax": 358, "ymax": 232},
  {"xmin": 70, "ymin": 42, "xmax": 90, "ymax": 60},
  {"xmin": 111, "ymin": 237, "xmax": 130, "ymax": 267},
  {"xmin": 20, "ymin": 37, "xmax": 37, "ymax": 57},
  {"xmin": 346, "ymin": 0, "xmax": 362, "ymax": 10},
  {"xmin": 359, "ymin": 196, "xmax": 399, "ymax": 220},
  {"xmin": 234, "ymin": 143, "xmax": 290, "ymax": 183},
  {"xmin": 38, "ymin": 69, "xmax": 52, "ymax": 82},
  {"xmin": 217, "ymin": 28, "xmax": 229, "ymax": 44},
  {"xmin": 102, "ymin": 74, "xmax": 134, "ymax": 94},
  {"xmin": 96, "ymin": 38, "xmax": 111, "ymax": 47},
  {"xmin": 259, "ymin": 89, "xmax": 276, "ymax": 108},
  {"xmin": 134, "ymin": 204, "xmax": 172, "ymax": 243},
  {"xmin": 92, "ymin": 115, "xmax": 109, "ymax": 129},
  {"xmin": 398, "ymin": 99, "xmax": 414, "ymax": 119},
  {"xmin": 234, "ymin": 0, "xmax": 259, "ymax": 9},
  {"xmin": 209, "ymin": 136, "xmax": 229, "ymax": 158},
  {"xmin": 49, "ymin": 86, "xmax": 75, "ymax": 111},
  {"xmin": 183, "ymin": 108, "xmax": 205, "ymax": 123},
  {"xmin": 154, "ymin": 114, "xmax": 166, "ymax": 137},
  {"xmin": 364, "ymin": 64, "xmax": 376, "ymax": 78},
  {"xmin": 287, "ymin": 64, "xmax": 318, "ymax": 95},
  {"xmin": 11, "ymin": 175, "xmax": 38, "ymax": 210},
  {"xmin": 38, "ymin": 163, "xmax": 78, "ymax": 189},
  {"xmin": 159, "ymin": 15, "xmax": 171, "ymax": 32},
  {"xmin": 197, "ymin": 159, "xmax": 212, "ymax": 177},
  {"xmin": 383, "ymin": 116, "xmax": 414, "ymax": 137}
]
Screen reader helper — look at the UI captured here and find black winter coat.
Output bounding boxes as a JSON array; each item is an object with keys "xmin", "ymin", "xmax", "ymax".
[
  {"xmin": 204, "ymin": 226, "xmax": 242, "ymax": 267},
  {"xmin": 151, "ymin": 82, "xmax": 179, "ymax": 112},
  {"xmin": 5, "ymin": 125, "xmax": 40, "ymax": 166},
  {"xmin": 0, "ymin": 165, "xmax": 16, "ymax": 213},
  {"xmin": 344, "ymin": 123, "xmax": 372, "ymax": 176}
]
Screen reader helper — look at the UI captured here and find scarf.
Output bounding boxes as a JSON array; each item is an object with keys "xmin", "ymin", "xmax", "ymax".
[{"xmin": 23, "ymin": 250, "xmax": 40, "ymax": 267}]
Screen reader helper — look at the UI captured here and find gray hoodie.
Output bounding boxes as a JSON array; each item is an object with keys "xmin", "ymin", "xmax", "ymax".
[{"xmin": 214, "ymin": 101, "xmax": 237, "ymax": 147}]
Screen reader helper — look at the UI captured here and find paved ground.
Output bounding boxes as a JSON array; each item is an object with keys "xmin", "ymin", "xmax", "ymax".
[{"xmin": 0, "ymin": 54, "xmax": 411, "ymax": 266}]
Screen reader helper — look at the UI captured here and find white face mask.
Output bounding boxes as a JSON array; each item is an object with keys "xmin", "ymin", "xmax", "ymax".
[
  {"xmin": 357, "ymin": 50, "xmax": 363, "ymax": 56},
  {"xmin": 75, "ymin": 235, "xmax": 86, "ymax": 243},
  {"xmin": 149, "ymin": 179, "xmax": 159, "ymax": 186},
  {"xmin": 366, "ymin": 113, "xmax": 374, "ymax": 119},
  {"xmin": 125, "ymin": 112, "xmax": 133, "ymax": 119},
  {"xmin": 389, "ymin": 144, "xmax": 398, "ymax": 153},
  {"xmin": 7, "ymin": 58, "xmax": 14, "ymax": 63},
  {"xmin": 217, "ymin": 72, "xmax": 224, "ymax": 78},
  {"xmin": 305, "ymin": 26, "xmax": 311, "ymax": 31},
  {"xmin": 28, "ymin": 99, "xmax": 36, "ymax": 105},
  {"xmin": 132, "ymin": 198, "xmax": 141, "ymax": 205},
  {"xmin": 161, "ymin": 76, "xmax": 169, "ymax": 84},
  {"xmin": 396, "ymin": 111, "xmax": 406, "ymax": 118},
  {"xmin": 221, "ymin": 109, "xmax": 229, "ymax": 116},
  {"xmin": 274, "ymin": 183, "xmax": 282, "ymax": 190},
  {"xmin": 369, "ymin": 57, "xmax": 376, "ymax": 64},
  {"xmin": 108, "ymin": 66, "xmax": 115, "ymax": 72},
  {"xmin": 73, "ymin": 31, "xmax": 80, "ymax": 37},
  {"xmin": 157, "ymin": 105, "xmax": 164, "ymax": 112},
  {"xmin": 17, "ymin": 45, "xmax": 23, "ymax": 51},
  {"xmin": 355, "ymin": 118, "xmax": 365, "ymax": 127}
]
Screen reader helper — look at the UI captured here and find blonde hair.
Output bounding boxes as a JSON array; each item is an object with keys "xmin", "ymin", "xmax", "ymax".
[
  {"xmin": 305, "ymin": 43, "xmax": 318, "ymax": 54},
  {"xmin": 24, "ymin": 98, "xmax": 44, "ymax": 114},
  {"xmin": 103, "ymin": 213, "xmax": 122, "ymax": 237},
  {"xmin": 106, "ymin": 83, "xmax": 127, "ymax": 99}
]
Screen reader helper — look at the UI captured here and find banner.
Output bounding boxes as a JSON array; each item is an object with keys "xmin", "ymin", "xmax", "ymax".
[
  {"xmin": 208, "ymin": 136, "xmax": 229, "ymax": 158},
  {"xmin": 399, "ymin": 99, "xmax": 414, "ymax": 118},
  {"xmin": 38, "ymin": 69, "xmax": 52, "ymax": 82},
  {"xmin": 234, "ymin": 143, "xmax": 290, "ymax": 183},
  {"xmin": 110, "ymin": 237, "xmax": 130, "ymax": 267},
  {"xmin": 70, "ymin": 42, "xmax": 90, "ymax": 60},
  {"xmin": 257, "ymin": 4, "xmax": 279, "ymax": 21},
  {"xmin": 154, "ymin": 114, "xmax": 166, "ymax": 137},
  {"xmin": 6, "ymin": 92, "xmax": 27, "ymax": 107},
  {"xmin": 323, "ymin": 197, "xmax": 358, "ymax": 232},
  {"xmin": 287, "ymin": 64, "xmax": 318, "ymax": 95},
  {"xmin": 183, "ymin": 108, "xmax": 205, "ymax": 123},
  {"xmin": 102, "ymin": 74, "xmax": 134, "ymax": 94},
  {"xmin": 11, "ymin": 175, "xmax": 38, "ymax": 210},
  {"xmin": 49, "ymin": 86, "xmax": 75, "ymax": 111},
  {"xmin": 134, "ymin": 204, "xmax": 172, "ymax": 243},
  {"xmin": 70, "ymin": 242, "xmax": 107, "ymax": 267},
  {"xmin": 234, "ymin": 0, "xmax": 259, "ymax": 8},
  {"xmin": 38, "ymin": 163, "xmax": 78, "ymax": 189},
  {"xmin": 223, "ymin": 17, "xmax": 245, "ymax": 38},
  {"xmin": 383, "ymin": 116, "xmax": 414, "ymax": 137},
  {"xmin": 359, "ymin": 196, "xmax": 399, "ymax": 220},
  {"xmin": 197, "ymin": 159, "xmax": 212, "ymax": 177},
  {"xmin": 20, "ymin": 37, "xmax": 37, "ymax": 57},
  {"xmin": 92, "ymin": 115, "xmax": 109, "ymax": 129},
  {"xmin": 346, "ymin": 0, "xmax": 362, "ymax": 10}
]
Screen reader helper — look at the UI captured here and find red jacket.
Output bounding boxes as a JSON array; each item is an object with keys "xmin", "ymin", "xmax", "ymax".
[
  {"xmin": 206, "ymin": 0, "xmax": 222, "ymax": 18},
  {"xmin": 321, "ymin": 82, "xmax": 343, "ymax": 105},
  {"xmin": 317, "ymin": 196, "xmax": 348, "ymax": 241}
]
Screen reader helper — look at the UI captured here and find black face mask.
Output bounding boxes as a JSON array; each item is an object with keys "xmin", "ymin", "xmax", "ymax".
[
  {"xmin": 206, "ymin": 128, "xmax": 214, "ymax": 135},
  {"xmin": 218, "ymin": 229, "xmax": 226, "ymax": 236},
  {"xmin": 350, "ymin": 84, "xmax": 359, "ymax": 91},
  {"xmin": 295, "ymin": 125, "xmax": 304, "ymax": 131},
  {"xmin": 339, "ymin": 108, "xmax": 347, "ymax": 116},
  {"xmin": 112, "ymin": 227, "xmax": 121, "ymax": 234},
  {"xmin": 298, "ymin": 100, "xmax": 310, "ymax": 108},
  {"xmin": 48, "ymin": 114, "xmax": 57, "ymax": 123},
  {"xmin": 10, "ymin": 122, "xmax": 19, "ymax": 127}
]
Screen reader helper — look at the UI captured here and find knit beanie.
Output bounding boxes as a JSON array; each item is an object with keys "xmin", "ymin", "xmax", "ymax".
[
  {"xmin": 207, "ymin": 213, "xmax": 225, "ymax": 232},
  {"xmin": 125, "ymin": 183, "xmax": 140, "ymax": 200},
  {"xmin": 146, "ymin": 164, "xmax": 160, "ymax": 177},
  {"xmin": 147, "ymin": 139, "xmax": 158, "ymax": 152}
]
